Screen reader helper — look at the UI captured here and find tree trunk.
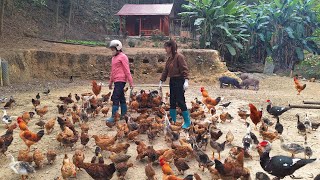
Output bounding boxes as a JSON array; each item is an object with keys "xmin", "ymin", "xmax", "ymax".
[
  {"xmin": 0, "ymin": 0, "xmax": 5, "ymax": 36},
  {"xmin": 68, "ymin": 0, "xmax": 73, "ymax": 28},
  {"xmin": 55, "ymin": 0, "xmax": 60, "ymax": 28}
]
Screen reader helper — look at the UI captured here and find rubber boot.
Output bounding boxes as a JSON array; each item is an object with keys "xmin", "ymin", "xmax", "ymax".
[
  {"xmin": 120, "ymin": 103, "xmax": 127, "ymax": 120},
  {"xmin": 181, "ymin": 110, "xmax": 191, "ymax": 129},
  {"xmin": 106, "ymin": 105, "xmax": 119, "ymax": 127},
  {"xmin": 169, "ymin": 109, "xmax": 177, "ymax": 123}
]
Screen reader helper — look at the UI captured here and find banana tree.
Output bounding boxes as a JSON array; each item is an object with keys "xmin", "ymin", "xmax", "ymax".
[{"xmin": 179, "ymin": 0, "xmax": 250, "ymax": 61}]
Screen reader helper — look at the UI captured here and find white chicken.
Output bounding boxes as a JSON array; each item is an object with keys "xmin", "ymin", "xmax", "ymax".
[
  {"xmin": 304, "ymin": 114, "xmax": 312, "ymax": 133},
  {"xmin": 2, "ymin": 109, "xmax": 12, "ymax": 127}
]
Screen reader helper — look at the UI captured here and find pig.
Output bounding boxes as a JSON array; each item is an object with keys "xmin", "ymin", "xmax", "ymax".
[
  {"xmin": 240, "ymin": 73, "xmax": 250, "ymax": 80},
  {"xmin": 219, "ymin": 76, "xmax": 241, "ymax": 89},
  {"xmin": 240, "ymin": 78, "xmax": 260, "ymax": 90}
]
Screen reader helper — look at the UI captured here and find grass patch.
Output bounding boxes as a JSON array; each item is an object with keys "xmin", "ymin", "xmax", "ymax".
[
  {"xmin": 295, "ymin": 55, "xmax": 320, "ymax": 79},
  {"xmin": 64, "ymin": 40, "xmax": 106, "ymax": 47}
]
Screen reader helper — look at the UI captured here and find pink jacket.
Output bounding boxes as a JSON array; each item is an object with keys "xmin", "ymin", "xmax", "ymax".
[{"xmin": 109, "ymin": 52, "xmax": 133, "ymax": 86}]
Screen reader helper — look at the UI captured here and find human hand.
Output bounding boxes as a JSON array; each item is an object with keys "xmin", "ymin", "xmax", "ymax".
[
  {"xmin": 183, "ymin": 79, "xmax": 189, "ymax": 91},
  {"xmin": 159, "ymin": 81, "xmax": 163, "ymax": 89},
  {"xmin": 109, "ymin": 83, "xmax": 113, "ymax": 90}
]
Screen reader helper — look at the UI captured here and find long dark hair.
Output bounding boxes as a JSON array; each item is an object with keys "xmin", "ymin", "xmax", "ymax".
[{"xmin": 164, "ymin": 40, "xmax": 177, "ymax": 57}]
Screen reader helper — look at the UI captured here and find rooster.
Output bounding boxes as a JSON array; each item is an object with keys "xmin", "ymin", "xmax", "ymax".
[
  {"xmin": 200, "ymin": 87, "xmax": 221, "ymax": 108},
  {"xmin": 19, "ymin": 129, "xmax": 45, "ymax": 151},
  {"xmin": 160, "ymin": 157, "xmax": 174, "ymax": 175},
  {"xmin": 293, "ymin": 76, "xmax": 306, "ymax": 95},
  {"xmin": 249, "ymin": 103, "xmax": 262, "ymax": 130},
  {"xmin": 92, "ymin": 80, "xmax": 102, "ymax": 97}
]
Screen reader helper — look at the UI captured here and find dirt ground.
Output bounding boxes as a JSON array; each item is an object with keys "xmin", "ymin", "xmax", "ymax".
[{"xmin": 0, "ymin": 74, "xmax": 320, "ymax": 180}]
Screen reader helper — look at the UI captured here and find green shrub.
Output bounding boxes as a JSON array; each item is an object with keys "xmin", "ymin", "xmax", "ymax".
[{"xmin": 128, "ymin": 41, "xmax": 135, "ymax": 48}]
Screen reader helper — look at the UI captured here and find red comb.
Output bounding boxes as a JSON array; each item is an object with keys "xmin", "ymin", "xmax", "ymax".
[
  {"xmin": 266, "ymin": 100, "xmax": 270, "ymax": 102},
  {"xmin": 259, "ymin": 141, "xmax": 269, "ymax": 147}
]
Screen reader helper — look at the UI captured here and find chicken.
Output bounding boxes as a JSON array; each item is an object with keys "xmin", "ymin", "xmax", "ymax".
[
  {"xmin": 192, "ymin": 144, "xmax": 214, "ymax": 171},
  {"xmin": 31, "ymin": 98, "xmax": 40, "ymax": 108},
  {"xmin": 115, "ymin": 162, "xmax": 133, "ymax": 179},
  {"xmin": 35, "ymin": 120, "xmax": 45, "ymax": 129},
  {"xmin": 76, "ymin": 161, "xmax": 116, "ymax": 180},
  {"xmin": 238, "ymin": 109, "xmax": 250, "ymax": 122},
  {"xmin": 57, "ymin": 116, "xmax": 74, "ymax": 132},
  {"xmin": 226, "ymin": 130, "xmax": 234, "ymax": 145},
  {"xmin": 17, "ymin": 117, "xmax": 28, "ymax": 131},
  {"xmin": 75, "ymin": 94, "xmax": 80, "ymax": 102},
  {"xmin": 33, "ymin": 149, "xmax": 44, "ymax": 168},
  {"xmin": 171, "ymin": 143, "xmax": 193, "ymax": 159},
  {"xmin": 259, "ymin": 130, "xmax": 279, "ymax": 142},
  {"xmin": 61, "ymin": 154, "xmax": 77, "ymax": 179},
  {"xmin": 80, "ymin": 122, "xmax": 89, "ymax": 133},
  {"xmin": 91, "ymin": 147, "xmax": 104, "ymax": 164},
  {"xmin": 210, "ymin": 139, "xmax": 226, "ymax": 160},
  {"xmin": 92, "ymin": 134, "xmax": 117, "ymax": 151},
  {"xmin": 174, "ymin": 158, "xmax": 190, "ymax": 175},
  {"xmin": 4, "ymin": 98, "xmax": 15, "ymax": 109},
  {"xmin": 160, "ymin": 157, "xmax": 174, "ymax": 175},
  {"xmin": 127, "ymin": 130, "xmax": 140, "ymax": 141},
  {"xmin": 35, "ymin": 106, "xmax": 48, "ymax": 119},
  {"xmin": 80, "ymin": 131, "xmax": 90, "ymax": 147},
  {"xmin": 57, "ymin": 104, "xmax": 67, "ymax": 116},
  {"xmin": 135, "ymin": 140, "xmax": 147, "ymax": 158},
  {"xmin": 294, "ymin": 76, "xmax": 306, "ymax": 95},
  {"xmin": 296, "ymin": 114, "xmax": 306, "ymax": 134},
  {"xmin": 106, "ymin": 143, "xmax": 130, "ymax": 154},
  {"xmin": 73, "ymin": 149, "xmax": 85, "ymax": 170},
  {"xmin": 159, "ymin": 149, "xmax": 175, "ymax": 163},
  {"xmin": 220, "ymin": 112, "xmax": 234, "ymax": 123},
  {"xmin": 101, "ymin": 107, "xmax": 110, "ymax": 117},
  {"xmin": 59, "ymin": 96, "xmax": 74, "ymax": 104},
  {"xmin": 190, "ymin": 110, "xmax": 205, "ymax": 120},
  {"xmin": 249, "ymin": 103, "xmax": 262, "ymax": 130},
  {"xmin": 213, "ymin": 158, "xmax": 251, "ymax": 179},
  {"xmin": 137, "ymin": 146, "xmax": 159, "ymax": 163},
  {"xmin": 21, "ymin": 112, "xmax": 32, "ymax": 123},
  {"xmin": 19, "ymin": 129, "xmax": 45, "ymax": 151},
  {"xmin": 46, "ymin": 149, "xmax": 57, "ymax": 164},
  {"xmin": 18, "ymin": 149, "xmax": 34, "ymax": 164},
  {"xmin": 101, "ymin": 92, "xmax": 112, "ymax": 102},
  {"xmin": 92, "ymin": 80, "xmax": 102, "ymax": 96},
  {"xmin": 200, "ymin": 87, "xmax": 221, "ymax": 106},
  {"xmin": 145, "ymin": 163, "xmax": 156, "ymax": 180},
  {"xmin": 0, "ymin": 123, "xmax": 17, "ymax": 154},
  {"xmin": 109, "ymin": 153, "xmax": 131, "ymax": 164},
  {"xmin": 61, "ymin": 129, "xmax": 79, "ymax": 149},
  {"xmin": 71, "ymin": 111, "xmax": 80, "ymax": 125},
  {"xmin": 45, "ymin": 117, "xmax": 56, "ymax": 134}
]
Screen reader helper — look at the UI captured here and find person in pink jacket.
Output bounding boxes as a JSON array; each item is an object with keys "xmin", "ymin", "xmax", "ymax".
[{"xmin": 106, "ymin": 40, "xmax": 133, "ymax": 126}]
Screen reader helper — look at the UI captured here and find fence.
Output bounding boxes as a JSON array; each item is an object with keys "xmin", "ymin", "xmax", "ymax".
[{"xmin": 0, "ymin": 58, "xmax": 9, "ymax": 86}]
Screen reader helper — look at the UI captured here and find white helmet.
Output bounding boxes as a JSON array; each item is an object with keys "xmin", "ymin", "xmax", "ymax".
[{"xmin": 109, "ymin": 40, "xmax": 122, "ymax": 51}]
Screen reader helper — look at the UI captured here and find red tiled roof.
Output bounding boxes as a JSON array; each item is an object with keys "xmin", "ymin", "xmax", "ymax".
[{"xmin": 116, "ymin": 4, "xmax": 173, "ymax": 16}]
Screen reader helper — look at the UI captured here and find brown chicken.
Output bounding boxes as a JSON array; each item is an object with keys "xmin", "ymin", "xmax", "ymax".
[
  {"xmin": 136, "ymin": 146, "xmax": 159, "ymax": 163},
  {"xmin": 80, "ymin": 122, "xmax": 89, "ymax": 133},
  {"xmin": 200, "ymin": 87, "xmax": 221, "ymax": 106},
  {"xmin": 21, "ymin": 112, "xmax": 32, "ymax": 123},
  {"xmin": 238, "ymin": 109, "xmax": 250, "ymax": 121},
  {"xmin": 92, "ymin": 134, "xmax": 118, "ymax": 151},
  {"xmin": 294, "ymin": 76, "xmax": 307, "ymax": 95},
  {"xmin": 174, "ymin": 158, "xmax": 190, "ymax": 175},
  {"xmin": 92, "ymin": 80, "xmax": 102, "ymax": 96},
  {"xmin": 71, "ymin": 111, "xmax": 81, "ymax": 125},
  {"xmin": 135, "ymin": 140, "xmax": 147, "ymax": 158},
  {"xmin": 145, "ymin": 163, "xmax": 156, "ymax": 180},
  {"xmin": 61, "ymin": 129, "xmax": 79, "ymax": 149},
  {"xmin": 35, "ymin": 120, "xmax": 45, "ymax": 129},
  {"xmin": 0, "ymin": 123, "xmax": 17, "ymax": 154},
  {"xmin": 32, "ymin": 98, "xmax": 40, "ymax": 108},
  {"xmin": 127, "ymin": 130, "xmax": 140, "ymax": 141},
  {"xmin": 35, "ymin": 106, "xmax": 48, "ymax": 119},
  {"xmin": 45, "ymin": 117, "xmax": 56, "ymax": 134},
  {"xmin": 101, "ymin": 107, "xmax": 110, "ymax": 117},
  {"xmin": 115, "ymin": 162, "xmax": 133, "ymax": 179},
  {"xmin": 210, "ymin": 157, "xmax": 250, "ymax": 180},
  {"xmin": 18, "ymin": 149, "xmax": 33, "ymax": 164},
  {"xmin": 107, "ymin": 143, "xmax": 130, "ymax": 154},
  {"xmin": 101, "ymin": 92, "xmax": 112, "ymax": 102},
  {"xmin": 81, "ymin": 131, "xmax": 90, "ymax": 147},
  {"xmin": 190, "ymin": 110, "xmax": 205, "ymax": 120},
  {"xmin": 159, "ymin": 149, "xmax": 175, "ymax": 163},
  {"xmin": 171, "ymin": 144, "xmax": 193, "ymax": 159},
  {"xmin": 259, "ymin": 130, "xmax": 279, "ymax": 142},
  {"xmin": 109, "ymin": 153, "xmax": 131, "ymax": 164},
  {"xmin": 249, "ymin": 103, "xmax": 262, "ymax": 130},
  {"xmin": 220, "ymin": 112, "xmax": 234, "ymax": 123},
  {"xmin": 4, "ymin": 98, "xmax": 15, "ymax": 109},
  {"xmin": 19, "ymin": 129, "xmax": 45, "ymax": 151},
  {"xmin": 33, "ymin": 149, "xmax": 45, "ymax": 168},
  {"xmin": 76, "ymin": 160, "xmax": 116, "ymax": 180},
  {"xmin": 73, "ymin": 149, "xmax": 85, "ymax": 170},
  {"xmin": 46, "ymin": 149, "xmax": 57, "ymax": 164},
  {"xmin": 61, "ymin": 154, "xmax": 77, "ymax": 179}
]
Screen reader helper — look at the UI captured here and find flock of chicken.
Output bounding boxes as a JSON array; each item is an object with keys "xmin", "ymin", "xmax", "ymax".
[{"xmin": 0, "ymin": 76, "xmax": 319, "ymax": 180}]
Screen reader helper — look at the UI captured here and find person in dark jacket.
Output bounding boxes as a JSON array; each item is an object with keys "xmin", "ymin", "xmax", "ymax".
[{"xmin": 159, "ymin": 40, "xmax": 191, "ymax": 129}]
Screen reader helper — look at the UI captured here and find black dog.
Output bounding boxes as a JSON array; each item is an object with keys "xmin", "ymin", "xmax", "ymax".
[{"xmin": 219, "ymin": 76, "xmax": 241, "ymax": 89}]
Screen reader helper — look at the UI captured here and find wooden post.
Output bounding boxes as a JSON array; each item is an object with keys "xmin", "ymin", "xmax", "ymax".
[
  {"xmin": 0, "ymin": 58, "xmax": 2, "ymax": 86},
  {"xmin": 289, "ymin": 104, "xmax": 320, "ymax": 109},
  {"xmin": 303, "ymin": 101, "xmax": 320, "ymax": 105},
  {"xmin": 159, "ymin": 16, "xmax": 162, "ymax": 33},
  {"xmin": 139, "ymin": 16, "xmax": 142, "ymax": 36},
  {"xmin": 119, "ymin": 16, "xmax": 122, "ymax": 34},
  {"xmin": 0, "ymin": 0, "xmax": 4, "ymax": 36}
]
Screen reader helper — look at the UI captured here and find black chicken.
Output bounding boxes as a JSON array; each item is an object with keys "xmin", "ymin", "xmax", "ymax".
[
  {"xmin": 266, "ymin": 100, "xmax": 291, "ymax": 117},
  {"xmin": 296, "ymin": 114, "xmax": 306, "ymax": 134}
]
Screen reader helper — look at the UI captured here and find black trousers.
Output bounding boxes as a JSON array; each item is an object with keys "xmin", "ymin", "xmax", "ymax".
[
  {"xmin": 111, "ymin": 82, "xmax": 126, "ymax": 106},
  {"xmin": 169, "ymin": 77, "xmax": 187, "ymax": 111}
]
